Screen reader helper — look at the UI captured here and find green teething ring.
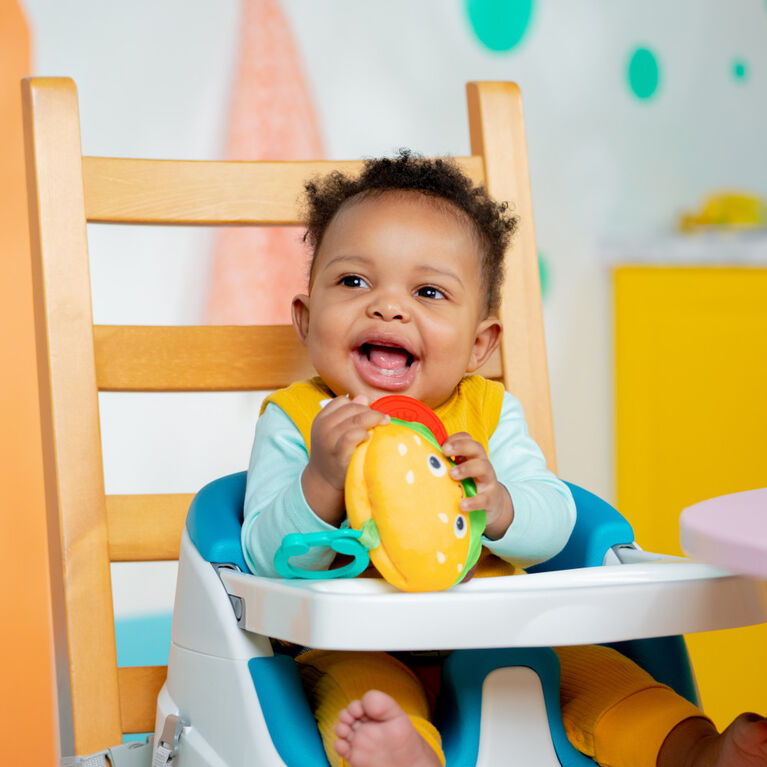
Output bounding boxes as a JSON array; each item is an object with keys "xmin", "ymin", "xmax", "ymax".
[{"xmin": 274, "ymin": 519, "xmax": 380, "ymax": 579}]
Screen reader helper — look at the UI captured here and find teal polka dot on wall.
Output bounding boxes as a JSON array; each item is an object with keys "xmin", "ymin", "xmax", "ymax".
[
  {"xmin": 732, "ymin": 59, "xmax": 748, "ymax": 82},
  {"xmin": 627, "ymin": 47, "xmax": 660, "ymax": 100},
  {"xmin": 465, "ymin": 0, "xmax": 534, "ymax": 52},
  {"xmin": 538, "ymin": 251, "xmax": 549, "ymax": 299}
]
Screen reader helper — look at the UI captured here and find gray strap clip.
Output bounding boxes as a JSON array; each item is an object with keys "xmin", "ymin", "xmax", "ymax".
[
  {"xmin": 152, "ymin": 714, "xmax": 186, "ymax": 767},
  {"xmin": 62, "ymin": 740, "xmax": 152, "ymax": 767}
]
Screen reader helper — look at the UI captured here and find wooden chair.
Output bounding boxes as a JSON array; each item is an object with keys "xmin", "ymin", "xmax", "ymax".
[{"xmin": 22, "ymin": 76, "xmax": 551, "ymax": 756}]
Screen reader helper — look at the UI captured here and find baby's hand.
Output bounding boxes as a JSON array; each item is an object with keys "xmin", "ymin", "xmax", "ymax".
[
  {"xmin": 302, "ymin": 395, "xmax": 389, "ymax": 525},
  {"xmin": 442, "ymin": 432, "xmax": 514, "ymax": 540}
]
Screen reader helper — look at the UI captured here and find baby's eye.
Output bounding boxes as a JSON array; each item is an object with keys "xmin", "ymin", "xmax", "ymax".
[
  {"xmin": 340, "ymin": 275, "xmax": 369, "ymax": 289},
  {"xmin": 416, "ymin": 286, "xmax": 446, "ymax": 300}
]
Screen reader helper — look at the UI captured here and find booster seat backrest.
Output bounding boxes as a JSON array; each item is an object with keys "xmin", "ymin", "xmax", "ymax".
[
  {"xmin": 186, "ymin": 472, "xmax": 248, "ymax": 571},
  {"xmin": 527, "ymin": 483, "xmax": 634, "ymax": 573},
  {"xmin": 186, "ymin": 473, "xmax": 635, "ymax": 573}
]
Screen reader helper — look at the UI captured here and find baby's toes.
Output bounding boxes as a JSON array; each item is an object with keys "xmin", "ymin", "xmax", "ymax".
[
  {"xmin": 334, "ymin": 720, "xmax": 352, "ymax": 740},
  {"xmin": 730, "ymin": 712, "xmax": 767, "ymax": 754},
  {"xmin": 347, "ymin": 698, "xmax": 366, "ymax": 720},
  {"xmin": 334, "ymin": 738, "xmax": 351, "ymax": 758},
  {"xmin": 337, "ymin": 708, "xmax": 356, "ymax": 726},
  {"xmin": 360, "ymin": 689, "xmax": 401, "ymax": 721}
]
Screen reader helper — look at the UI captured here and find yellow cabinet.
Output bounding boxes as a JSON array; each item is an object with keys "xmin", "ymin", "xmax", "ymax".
[{"xmin": 614, "ymin": 265, "xmax": 767, "ymax": 729}]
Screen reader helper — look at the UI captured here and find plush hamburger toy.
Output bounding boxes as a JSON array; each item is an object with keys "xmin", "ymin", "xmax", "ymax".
[{"xmin": 273, "ymin": 396, "xmax": 486, "ymax": 592}]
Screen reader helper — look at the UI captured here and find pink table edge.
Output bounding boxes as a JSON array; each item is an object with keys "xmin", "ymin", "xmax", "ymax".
[{"xmin": 680, "ymin": 488, "xmax": 767, "ymax": 578}]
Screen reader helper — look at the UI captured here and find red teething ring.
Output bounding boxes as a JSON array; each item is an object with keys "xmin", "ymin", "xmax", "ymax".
[{"xmin": 370, "ymin": 395, "xmax": 448, "ymax": 445}]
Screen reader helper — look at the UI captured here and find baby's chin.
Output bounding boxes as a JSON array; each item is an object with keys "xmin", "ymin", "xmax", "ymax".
[
  {"xmin": 319, "ymin": 372, "xmax": 450, "ymax": 409},
  {"xmin": 358, "ymin": 385, "xmax": 451, "ymax": 411}
]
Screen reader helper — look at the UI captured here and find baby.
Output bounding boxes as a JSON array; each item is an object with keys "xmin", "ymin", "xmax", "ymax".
[{"xmin": 241, "ymin": 151, "xmax": 767, "ymax": 767}]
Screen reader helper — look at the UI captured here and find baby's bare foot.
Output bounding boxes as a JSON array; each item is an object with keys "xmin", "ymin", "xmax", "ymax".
[
  {"xmin": 699, "ymin": 713, "xmax": 767, "ymax": 767},
  {"xmin": 333, "ymin": 690, "xmax": 442, "ymax": 767},
  {"xmin": 662, "ymin": 713, "xmax": 767, "ymax": 767}
]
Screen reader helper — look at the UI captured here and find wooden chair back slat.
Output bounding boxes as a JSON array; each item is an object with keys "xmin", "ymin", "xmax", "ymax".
[
  {"xmin": 106, "ymin": 494, "xmax": 194, "ymax": 561},
  {"xmin": 117, "ymin": 666, "xmax": 167, "ymax": 734},
  {"xmin": 466, "ymin": 82, "xmax": 556, "ymax": 470},
  {"xmin": 93, "ymin": 325, "xmax": 500, "ymax": 392},
  {"xmin": 94, "ymin": 325, "xmax": 314, "ymax": 391},
  {"xmin": 22, "ymin": 76, "xmax": 123, "ymax": 754},
  {"xmin": 83, "ymin": 156, "xmax": 486, "ymax": 225},
  {"xmin": 23, "ymin": 76, "xmax": 552, "ymax": 754}
]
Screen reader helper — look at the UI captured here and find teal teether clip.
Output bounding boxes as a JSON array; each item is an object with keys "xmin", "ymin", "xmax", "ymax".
[{"xmin": 274, "ymin": 519, "xmax": 380, "ymax": 580}]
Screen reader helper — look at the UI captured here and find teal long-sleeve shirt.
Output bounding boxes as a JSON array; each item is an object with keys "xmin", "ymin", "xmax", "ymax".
[{"xmin": 241, "ymin": 392, "xmax": 575, "ymax": 577}]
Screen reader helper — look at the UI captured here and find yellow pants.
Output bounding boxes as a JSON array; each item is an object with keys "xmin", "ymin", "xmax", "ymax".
[{"xmin": 297, "ymin": 645, "xmax": 707, "ymax": 767}]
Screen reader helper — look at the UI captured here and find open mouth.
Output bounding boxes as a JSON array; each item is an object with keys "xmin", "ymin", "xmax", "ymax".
[
  {"xmin": 360, "ymin": 343, "xmax": 415, "ymax": 374},
  {"xmin": 353, "ymin": 341, "xmax": 419, "ymax": 390}
]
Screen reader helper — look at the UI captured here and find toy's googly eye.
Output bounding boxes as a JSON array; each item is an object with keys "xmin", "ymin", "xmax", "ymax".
[
  {"xmin": 427, "ymin": 454, "xmax": 446, "ymax": 477},
  {"xmin": 454, "ymin": 514, "xmax": 467, "ymax": 539}
]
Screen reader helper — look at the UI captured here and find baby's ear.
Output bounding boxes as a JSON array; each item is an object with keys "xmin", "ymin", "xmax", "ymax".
[
  {"xmin": 467, "ymin": 316, "xmax": 502, "ymax": 372},
  {"xmin": 291, "ymin": 294, "xmax": 311, "ymax": 344}
]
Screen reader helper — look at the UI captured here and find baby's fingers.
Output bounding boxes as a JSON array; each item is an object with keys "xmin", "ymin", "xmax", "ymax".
[
  {"xmin": 459, "ymin": 491, "xmax": 490, "ymax": 512},
  {"xmin": 449, "ymin": 457, "xmax": 494, "ymax": 486},
  {"xmin": 317, "ymin": 401, "xmax": 387, "ymax": 438},
  {"xmin": 337, "ymin": 406, "xmax": 390, "ymax": 433},
  {"xmin": 333, "ymin": 412, "xmax": 388, "ymax": 458},
  {"xmin": 334, "ymin": 427, "xmax": 375, "ymax": 458},
  {"xmin": 317, "ymin": 396, "xmax": 368, "ymax": 424},
  {"xmin": 317, "ymin": 394, "xmax": 354, "ymax": 416},
  {"xmin": 443, "ymin": 433, "xmax": 485, "ymax": 461}
]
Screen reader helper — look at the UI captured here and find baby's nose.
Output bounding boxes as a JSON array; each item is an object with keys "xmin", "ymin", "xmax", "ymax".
[
  {"xmin": 367, "ymin": 296, "xmax": 409, "ymax": 321},
  {"xmin": 374, "ymin": 306, "xmax": 405, "ymax": 320}
]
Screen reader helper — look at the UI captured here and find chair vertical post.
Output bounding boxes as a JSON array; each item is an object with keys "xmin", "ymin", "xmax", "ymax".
[
  {"xmin": 466, "ymin": 81, "xmax": 557, "ymax": 471},
  {"xmin": 22, "ymin": 77, "xmax": 122, "ymax": 754}
]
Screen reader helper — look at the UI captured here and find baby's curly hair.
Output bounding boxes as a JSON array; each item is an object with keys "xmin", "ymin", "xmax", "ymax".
[{"xmin": 303, "ymin": 149, "xmax": 517, "ymax": 314}]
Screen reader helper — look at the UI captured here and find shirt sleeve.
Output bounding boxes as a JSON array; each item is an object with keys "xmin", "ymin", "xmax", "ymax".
[
  {"xmin": 482, "ymin": 392, "xmax": 576, "ymax": 568},
  {"xmin": 241, "ymin": 403, "xmax": 338, "ymax": 576}
]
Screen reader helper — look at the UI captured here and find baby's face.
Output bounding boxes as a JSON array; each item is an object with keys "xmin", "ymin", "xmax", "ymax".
[{"xmin": 292, "ymin": 191, "xmax": 500, "ymax": 409}]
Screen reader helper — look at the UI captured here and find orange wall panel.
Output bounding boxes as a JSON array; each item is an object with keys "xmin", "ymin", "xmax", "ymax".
[{"xmin": 0, "ymin": 0, "xmax": 60, "ymax": 762}]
